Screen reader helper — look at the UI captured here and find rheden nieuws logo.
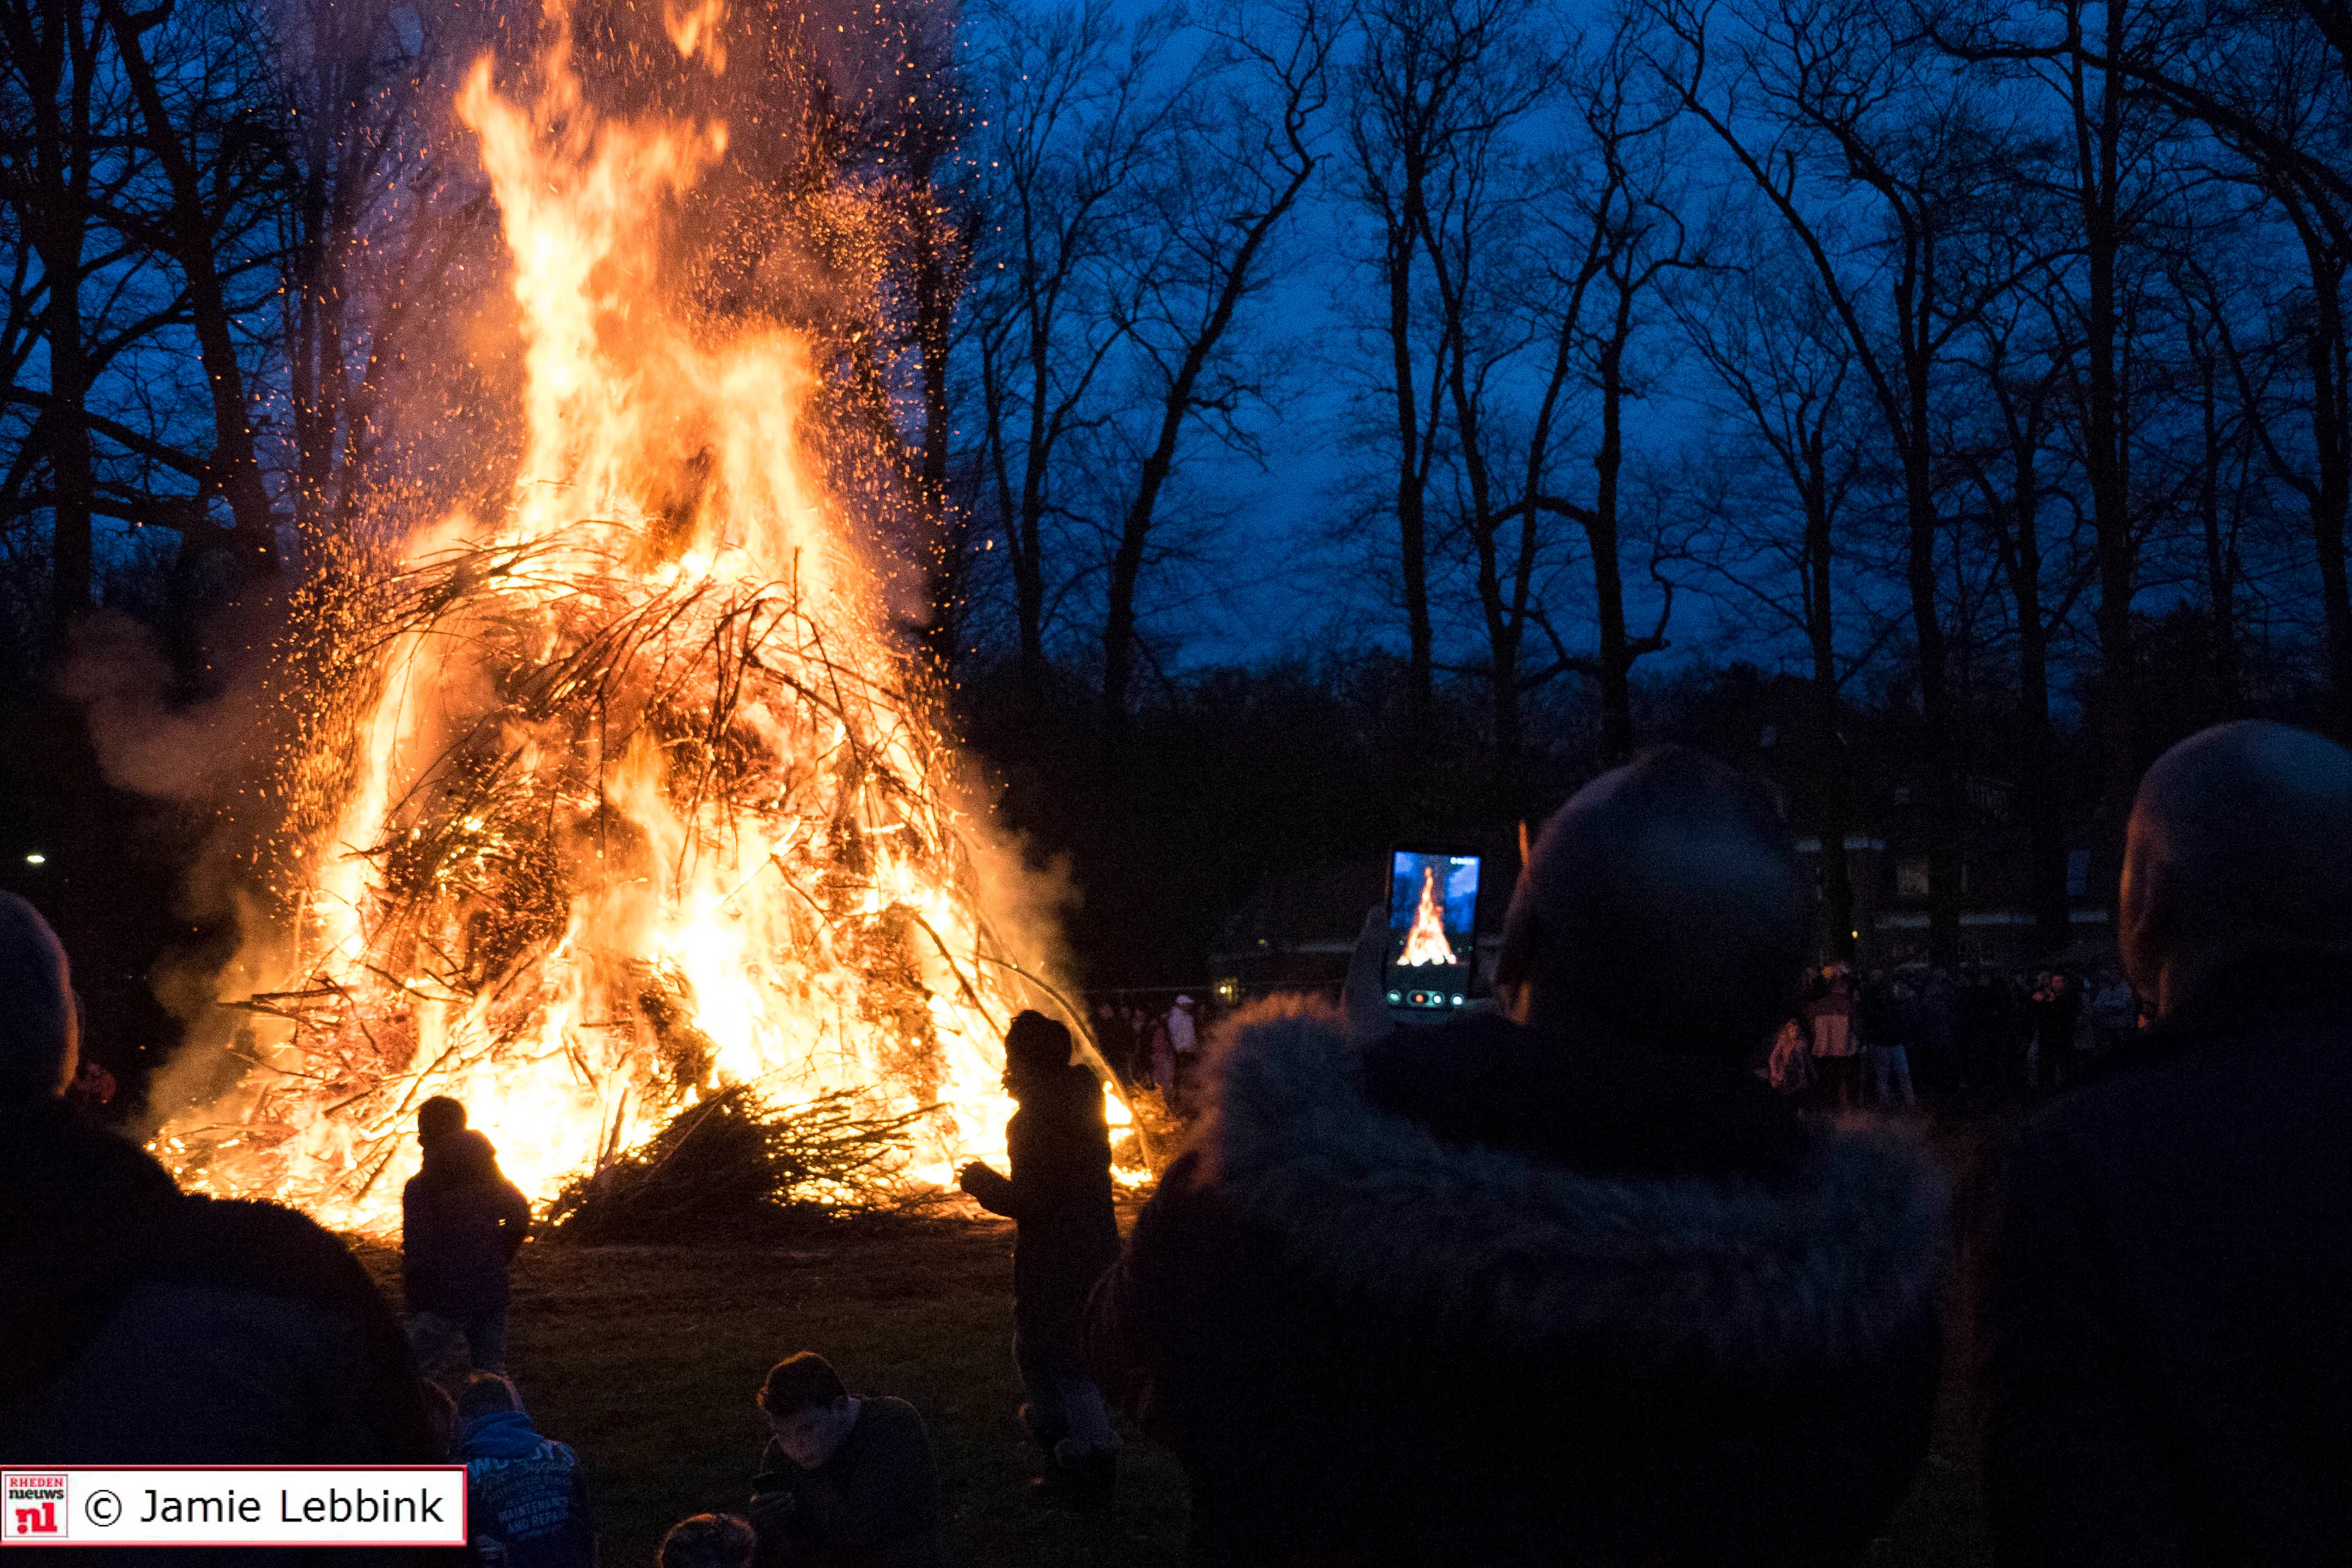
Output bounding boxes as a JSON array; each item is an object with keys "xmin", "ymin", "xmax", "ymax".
[{"xmin": 3, "ymin": 1474, "xmax": 69, "ymax": 1539}]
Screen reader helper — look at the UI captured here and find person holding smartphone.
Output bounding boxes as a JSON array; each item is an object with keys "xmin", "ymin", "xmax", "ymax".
[
  {"xmin": 1085, "ymin": 747, "xmax": 1945, "ymax": 1568},
  {"xmin": 745, "ymin": 1353, "xmax": 946, "ymax": 1568}
]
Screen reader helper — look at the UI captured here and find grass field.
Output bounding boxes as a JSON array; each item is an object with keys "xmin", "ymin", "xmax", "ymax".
[
  {"xmin": 358, "ymin": 1216, "xmax": 1194, "ymax": 1568},
  {"xmin": 360, "ymin": 1159, "xmax": 1996, "ymax": 1568}
]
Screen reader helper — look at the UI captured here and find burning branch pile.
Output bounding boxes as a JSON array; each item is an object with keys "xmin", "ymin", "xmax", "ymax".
[
  {"xmin": 151, "ymin": 8, "xmax": 1057, "ymax": 1232},
  {"xmin": 545, "ymin": 1086, "xmax": 938, "ymax": 1243}
]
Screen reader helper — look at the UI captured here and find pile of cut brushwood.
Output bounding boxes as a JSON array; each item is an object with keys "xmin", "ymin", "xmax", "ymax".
[{"xmin": 547, "ymin": 1085, "xmax": 938, "ymax": 1243}]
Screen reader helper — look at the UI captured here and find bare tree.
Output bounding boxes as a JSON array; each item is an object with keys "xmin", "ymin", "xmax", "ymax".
[
  {"xmin": 1930, "ymin": 0, "xmax": 2206, "ymax": 829},
  {"xmin": 1098, "ymin": 0, "xmax": 1343, "ymax": 753},
  {"xmin": 817, "ymin": 0, "xmax": 981, "ymax": 674},
  {"xmin": 1674, "ymin": 243, "xmax": 1874, "ymax": 951},
  {"xmin": 963, "ymin": 0, "xmax": 1175, "ymax": 710},
  {"xmin": 1, "ymin": 0, "xmax": 158, "ymax": 631},
  {"xmin": 1343, "ymin": 0, "xmax": 1548, "ymax": 745},
  {"xmin": 98, "ymin": 0, "xmax": 284, "ymax": 578},
  {"xmin": 1951, "ymin": 271, "xmax": 2096, "ymax": 957},
  {"xmin": 2064, "ymin": 1, "xmax": 2352, "ymax": 729},
  {"xmin": 265, "ymin": 0, "xmax": 472, "ymax": 556},
  {"xmin": 1649, "ymin": 0, "xmax": 2038, "ymax": 959},
  {"xmin": 2, "ymin": 0, "xmax": 301, "ymax": 642},
  {"xmin": 2166, "ymin": 238, "xmax": 2285, "ymax": 713},
  {"xmin": 1509, "ymin": 21, "xmax": 1700, "ymax": 767}
]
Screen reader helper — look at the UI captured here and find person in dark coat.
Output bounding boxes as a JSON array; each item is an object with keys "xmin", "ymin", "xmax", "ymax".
[
  {"xmin": 0, "ymin": 892, "xmax": 438, "ymax": 1558},
  {"xmin": 1983, "ymin": 720, "xmax": 2352, "ymax": 1568},
  {"xmin": 1086, "ymin": 748, "xmax": 1948, "ymax": 1568},
  {"xmin": 746, "ymin": 1352, "xmax": 949, "ymax": 1568},
  {"xmin": 402, "ymin": 1095, "xmax": 532, "ymax": 1374},
  {"xmin": 958, "ymin": 1011, "xmax": 1122, "ymax": 1510},
  {"xmin": 2026, "ymin": 971, "xmax": 2082, "ymax": 1092},
  {"xmin": 1911, "ymin": 968, "xmax": 1959, "ymax": 1099},
  {"xmin": 1958, "ymin": 964, "xmax": 2016, "ymax": 1100}
]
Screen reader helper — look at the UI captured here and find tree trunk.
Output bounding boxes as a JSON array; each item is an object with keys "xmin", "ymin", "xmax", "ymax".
[
  {"xmin": 1907, "ymin": 459, "xmax": 1959, "ymax": 965},
  {"xmin": 2304, "ymin": 245, "xmax": 2352, "ymax": 736},
  {"xmin": 20, "ymin": 0, "xmax": 97, "ymax": 638},
  {"xmin": 1899, "ymin": 285, "xmax": 1959, "ymax": 963},
  {"xmin": 1436, "ymin": 262, "xmax": 1523, "ymax": 790},
  {"xmin": 1384, "ymin": 213, "xmax": 1435, "ymax": 739},
  {"xmin": 1802, "ymin": 431, "xmax": 1855, "ymax": 958},
  {"xmin": 289, "ymin": 138, "xmax": 330, "ymax": 537},
  {"xmin": 1014, "ymin": 318, "xmax": 1054, "ymax": 712},
  {"xmin": 1100, "ymin": 423, "xmax": 1178, "ymax": 742},
  {"xmin": 1101, "ymin": 127, "xmax": 1319, "ymax": 758},
  {"xmin": 2197, "ymin": 342, "xmax": 2242, "ymax": 710},
  {"xmin": 1588, "ymin": 314, "xmax": 1635, "ymax": 765},
  {"xmin": 2076, "ymin": 1, "xmax": 2138, "ymax": 823},
  {"xmin": 2005, "ymin": 407, "xmax": 2070, "ymax": 960},
  {"xmin": 34, "ymin": 216, "xmax": 93, "ymax": 635}
]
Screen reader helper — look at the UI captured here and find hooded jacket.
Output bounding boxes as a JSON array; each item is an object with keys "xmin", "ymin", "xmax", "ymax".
[
  {"xmin": 961, "ymin": 1063, "xmax": 1121, "ymax": 1347},
  {"xmin": 401, "ymin": 1129, "xmax": 531, "ymax": 1319},
  {"xmin": 456, "ymin": 1409, "xmax": 595, "ymax": 1568},
  {"xmin": 1086, "ymin": 1000, "xmax": 1948, "ymax": 1568}
]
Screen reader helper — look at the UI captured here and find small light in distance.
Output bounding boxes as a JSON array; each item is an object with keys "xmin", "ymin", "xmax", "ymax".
[{"xmin": 24, "ymin": 852, "xmax": 45, "ymax": 865}]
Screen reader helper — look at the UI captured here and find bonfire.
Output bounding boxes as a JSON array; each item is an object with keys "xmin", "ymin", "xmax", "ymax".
[
  {"xmin": 1398, "ymin": 866, "xmax": 1458, "ymax": 968},
  {"xmin": 152, "ymin": 4, "xmax": 1109, "ymax": 1234}
]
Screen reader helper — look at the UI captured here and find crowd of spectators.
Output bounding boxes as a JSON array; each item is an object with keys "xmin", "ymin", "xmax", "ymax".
[
  {"xmin": 1090, "ymin": 997, "xmax": 1203, "ymax": 1112},
  {"xmin": 1770, "ymin": 960, "xmax": 2143, "ymax": 1109},
  {"xmin": 3, "ymin": 717, "xmax": 2348, "ymax": 1568}
]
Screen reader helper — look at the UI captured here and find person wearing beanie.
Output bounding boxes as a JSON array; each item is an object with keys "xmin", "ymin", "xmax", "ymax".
[
  {"xmin": 1085, "ymin": 748, "xmax": 1946, "ymax": 1567},
  {"xmin": 402, "ymin": 1095, "xmax": 533, "ymax": 1374},
  {"xmin": 1, "ymin": 894, "xmax": 437, "ymax": 1500},
  {"xmin": 958, "ymin": 1011, "xmax": 1123, "ymax": 1511}
]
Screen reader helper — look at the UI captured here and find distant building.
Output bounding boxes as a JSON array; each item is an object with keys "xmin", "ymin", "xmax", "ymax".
[{"xmin": 1790, "ymin": 817, "xmax": 2118, "ymax": 970}]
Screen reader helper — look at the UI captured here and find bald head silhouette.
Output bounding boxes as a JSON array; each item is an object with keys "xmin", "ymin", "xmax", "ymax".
[
  {"xmin": 2121, "ymin": 720, "xmax": 2352, "ymax": 1020},
  {"xmin": 0, "ymin": 891, "xmax": 77, "ymax": 1102},
  {"xmin": 1497, "ymin": 745, "xmax": 1810, "ymax": 1055}
]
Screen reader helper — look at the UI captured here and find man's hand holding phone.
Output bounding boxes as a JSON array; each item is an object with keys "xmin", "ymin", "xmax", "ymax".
[{"xmin": 748, "ymin": 1479, "xmax": 798, "ymax": 1539}]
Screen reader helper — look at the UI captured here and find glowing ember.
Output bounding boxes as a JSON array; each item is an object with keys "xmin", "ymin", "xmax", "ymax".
[
  {"xmin": 1397, "ymin": 866, "xmax": 1457, "ymax": 968},
  {"xmin": 150, "ymin": 6, "xmax": 1110, "ymax": 1232}
]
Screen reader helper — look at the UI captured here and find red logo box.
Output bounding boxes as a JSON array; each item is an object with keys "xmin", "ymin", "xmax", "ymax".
[{"xmin": 3, "ymin": 1476, "xmax": 69, "ymax": 1540}]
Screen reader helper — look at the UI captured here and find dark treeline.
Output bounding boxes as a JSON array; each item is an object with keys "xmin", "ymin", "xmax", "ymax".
[{"xmin": 7, "ymin": 2, "xmax": 2352, "ymax": 1025}]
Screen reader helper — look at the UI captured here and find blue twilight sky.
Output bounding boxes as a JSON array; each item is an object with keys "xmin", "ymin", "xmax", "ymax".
[
  {"xmin": 956, "ymin": 0, "xmax": 1727, "ymax": 679},
  {"xmin": 948, "ymin": 0, "xmax": 2335, "ymax": 703}
]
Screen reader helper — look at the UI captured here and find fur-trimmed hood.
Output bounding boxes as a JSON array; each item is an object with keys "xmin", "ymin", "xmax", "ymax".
[{"xmin": 1191, "ymin": 1001, "xmax": 1949, "ymax": 1374}]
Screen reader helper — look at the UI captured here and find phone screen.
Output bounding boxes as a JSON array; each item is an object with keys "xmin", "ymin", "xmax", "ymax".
[{"xmin": 1382, "ymin": 848, "xmax": 1482, "ymax": 1009}]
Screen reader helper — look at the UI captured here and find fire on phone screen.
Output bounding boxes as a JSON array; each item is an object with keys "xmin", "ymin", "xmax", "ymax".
[{"xmin": 1383, "ymin": 849, "xmax": 1480, "ymax": 1009}]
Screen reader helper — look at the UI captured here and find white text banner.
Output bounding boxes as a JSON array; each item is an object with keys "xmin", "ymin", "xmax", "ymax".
[{"xmin": 2, "ymin": 1469, "xmax": 466, "ymax": 1547}]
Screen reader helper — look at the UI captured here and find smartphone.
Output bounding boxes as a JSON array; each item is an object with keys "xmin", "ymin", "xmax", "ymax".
[{"xmin": 1382, "ymin": 847, "xmax": 1482, "ymax": 1010}]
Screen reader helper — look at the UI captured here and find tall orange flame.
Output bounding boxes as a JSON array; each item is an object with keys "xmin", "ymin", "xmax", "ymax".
[
  {"xmin": 149, "ymin": 6, "xmax": 1107, "ymax": 1232},
  {"xmin": 1398, "ymin": 865, "xmax": 1458, "ymax": 968}
]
